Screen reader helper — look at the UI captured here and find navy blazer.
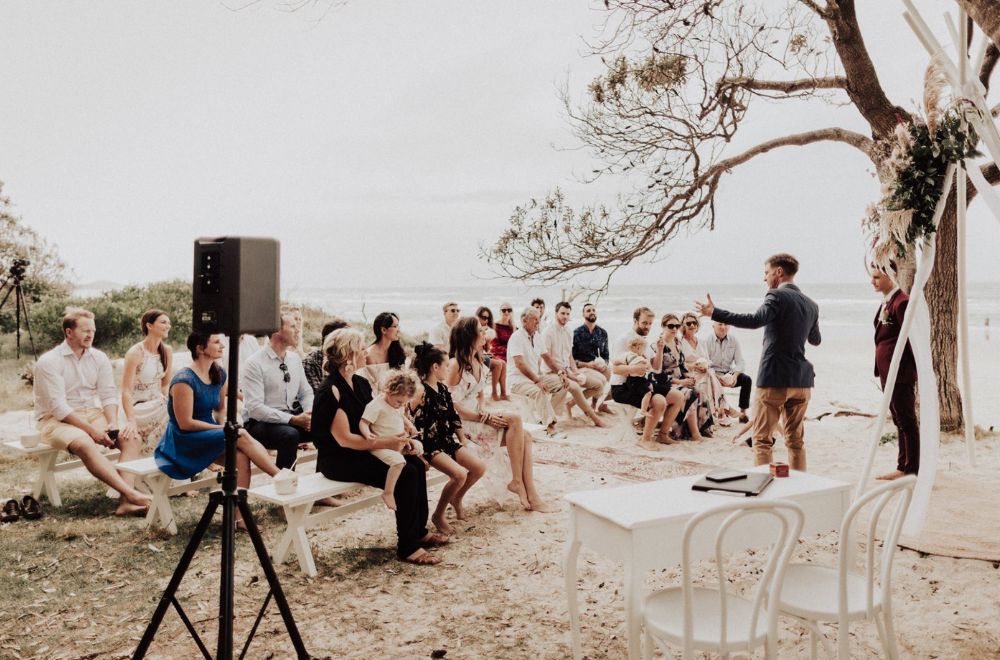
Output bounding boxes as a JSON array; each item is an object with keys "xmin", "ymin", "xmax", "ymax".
[{"xmin": 711, "ymin": 283, "xmax": 821, "ymax": 388}]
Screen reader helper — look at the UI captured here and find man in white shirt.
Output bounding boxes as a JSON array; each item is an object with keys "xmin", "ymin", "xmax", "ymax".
[
  {"xmin": 242, "ymin": 312, "xmax": 314, "ymax": 470},
  {"xmin": 541, "ymin": 302, "xmax": 608, "ymax": 428},
  {"xmin": 506, "ymin": 307, "xmax": 567, "ymax": 432},
  {"xmin": 33, "ymin": 309, "xmax": 152, "ymax": 514},
  {"xmin": 427, "ymin": 301, "xmax": 461, "ymax": 355}
]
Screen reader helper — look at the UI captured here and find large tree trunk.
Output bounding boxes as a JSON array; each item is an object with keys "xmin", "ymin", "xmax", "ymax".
[{"xmin": 925, "ymin": 194, "xmax": 965, "ymax": 433}]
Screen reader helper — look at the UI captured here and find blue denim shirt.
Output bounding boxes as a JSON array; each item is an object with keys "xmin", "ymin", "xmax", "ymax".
[{"xmin": 572, "ymin": 324, "xmax": 609, "ymax": 364}]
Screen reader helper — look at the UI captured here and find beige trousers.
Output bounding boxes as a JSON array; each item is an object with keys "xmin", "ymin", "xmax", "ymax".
[
  {"xmin": 511, "ymin": 374, "xmax": 567, "ymax": 426},
  {"xmin": 749, "ymin": 386, "xmax": 811, "ymax": 470}
]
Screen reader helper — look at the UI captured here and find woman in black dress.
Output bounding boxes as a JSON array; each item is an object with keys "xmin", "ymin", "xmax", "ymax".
[{"xmin": 312, "ymin": 328, "xmax": 446, "ymax": 565}]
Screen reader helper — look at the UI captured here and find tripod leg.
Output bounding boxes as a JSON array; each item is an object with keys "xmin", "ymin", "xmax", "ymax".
[
  {"xmin": 133, "ymin": 492, "xmax": 222, "ymax": 659},
  {"xmin": 237, "ymin": 492, "xmax": 309, "ymax": 659},
  {"xmin": 14, "ymin": 287, "xmax": 21, "ymax": 360},
  {"xmin": 218, "ymin": 491, "xmax": 236, "ymax": 660},
  {"xmin": 17, "ymin": 287, "xmax": 36, "ymax": 358}
]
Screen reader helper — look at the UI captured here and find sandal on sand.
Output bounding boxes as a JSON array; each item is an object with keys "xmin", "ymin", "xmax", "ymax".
[
  {"xmin": 404, "ymin": 550, "xmax": 441, "ymax": 566},
  {"xmin": 419, "ymin": 532, "xmax": 450, "ymax": 547}
]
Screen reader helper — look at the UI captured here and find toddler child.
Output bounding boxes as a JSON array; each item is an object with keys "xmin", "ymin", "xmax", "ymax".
[{"xmin": 360, "ymin": 370, "xmax": 422, "ymax": 511}]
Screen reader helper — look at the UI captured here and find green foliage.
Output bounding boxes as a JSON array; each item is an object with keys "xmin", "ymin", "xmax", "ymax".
[
  {"xmin": 30, "ymin": 280, "xmax": 193, "ymax": 356},
  {"xmin": 0, "ymin": 180, "xmax": 71, "ymax": 333},
  {"xmin": 879, "ymin": 431, "xmax": 898, "ymax": 446}
]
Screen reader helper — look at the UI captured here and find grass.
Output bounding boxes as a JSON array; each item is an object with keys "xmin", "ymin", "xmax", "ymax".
[{"xmin": 0, "ymin": 356, "xmax": 34, "ymax": 414}]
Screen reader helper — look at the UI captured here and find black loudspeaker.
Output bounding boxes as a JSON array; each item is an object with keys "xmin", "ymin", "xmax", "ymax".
[{"xmin": 192, "ymin": 236, "xmax": 281, "ymax": 335}]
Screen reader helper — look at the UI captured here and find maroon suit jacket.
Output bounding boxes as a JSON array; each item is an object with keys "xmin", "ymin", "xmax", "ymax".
[{"xmin": 874, "ymin": 290, "xmax": 916, "ymax": 385}]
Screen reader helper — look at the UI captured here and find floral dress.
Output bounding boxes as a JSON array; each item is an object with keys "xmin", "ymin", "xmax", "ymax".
[
  {"xmin": 450, "ymin": 364, "xmax": 521, "ymax": 503},
  {"xmin": 129, "ymin": 346, "xmax": 169, "ymax": 455},
  {"xmin": 411, "ymin": 381, "xmax": 463, "ymax": 460},
  {"xmin": 657, "ymin": 341, "xmax": 712, "ymax": 439}
]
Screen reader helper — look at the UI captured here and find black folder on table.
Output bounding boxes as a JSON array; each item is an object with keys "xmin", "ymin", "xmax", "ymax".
[{"xmin": 691, "ymin": 471, "xmax": 774, "ymax": 497}]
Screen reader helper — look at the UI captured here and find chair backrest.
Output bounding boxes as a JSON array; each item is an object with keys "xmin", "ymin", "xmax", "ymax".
[
  {"xmin": 680, "ymin": 498, "xmax": 805, "ymax": 657},
  {"xmin": 838, "ymin": 475, "xmax": 916, "ymax": 619}
]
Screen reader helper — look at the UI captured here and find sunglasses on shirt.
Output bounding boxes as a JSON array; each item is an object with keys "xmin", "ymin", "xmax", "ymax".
[{"xmin": 279, "ymin": 361, "xmax": 291, "ymax": 383}]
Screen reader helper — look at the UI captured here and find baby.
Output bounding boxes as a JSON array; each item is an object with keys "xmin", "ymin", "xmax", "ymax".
[
  {"xmin": 622, "ymin": 336, "xmax": 655, "ymax": 415},
  {"xmin": 360, "ymin": 370, "xmax": 423, "ymax": 511}
]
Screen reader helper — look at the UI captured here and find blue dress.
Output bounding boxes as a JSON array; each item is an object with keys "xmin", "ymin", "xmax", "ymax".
[{"xmin": 154, "ymin": 367, "xmax": 228, "ymax": 480}]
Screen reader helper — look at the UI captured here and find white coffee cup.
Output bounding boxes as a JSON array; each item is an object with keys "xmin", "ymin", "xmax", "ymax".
[
  {"xmin": 20, "ymin": 432, "xmax": 41, "ymax": 449},
  {"xmin": 273, "ymin": 468, "xmax": 299, "ymax": 495}
]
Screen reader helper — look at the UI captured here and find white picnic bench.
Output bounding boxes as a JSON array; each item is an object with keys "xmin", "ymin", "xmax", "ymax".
[
  {"xmin": 116, "ymin": 449, "xmax": 318, "ymax": 535},
  {"xmin": 248, "ymin": 471, "xmax": 448, "ymax": 577},
  {"xmin": 3, "ymin": 438, "xmax": 121, "ymax": 507}
]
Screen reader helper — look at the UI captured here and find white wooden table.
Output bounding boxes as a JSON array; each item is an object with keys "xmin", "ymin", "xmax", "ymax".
[{"xmin": 563, "ymin": 467, "xmax": 851, "ymax": 660}]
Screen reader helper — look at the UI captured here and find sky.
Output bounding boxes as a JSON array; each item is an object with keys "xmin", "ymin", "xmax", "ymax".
[{"xmin": 1, "ymin": 0, "xmax": 998, "ymax": 292}]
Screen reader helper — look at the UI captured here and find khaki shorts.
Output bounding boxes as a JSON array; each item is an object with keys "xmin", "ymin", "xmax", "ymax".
[{"xmin": 38, "ymin": 408, "xmax": 107, "ymax": 452}]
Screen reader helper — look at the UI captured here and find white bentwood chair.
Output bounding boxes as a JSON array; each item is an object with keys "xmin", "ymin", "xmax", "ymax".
[
  {"xmin": 776, "ymin": 475, "xmax": 916, "ymax": 659},
  {"xmin": 642, "ymin": 499, "xmax": 805, "ymax": 659}
]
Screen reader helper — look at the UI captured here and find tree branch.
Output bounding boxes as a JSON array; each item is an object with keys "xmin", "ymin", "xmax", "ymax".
[
  {"xmin": 979, "ymin": 44, "xmax": 999, "ymax": 89},
  {"xmin": 719, "ymin": 76, "xmax": 847, "ymax": 94},
  {"xmin": 798, "ymin": 0, "xmax": 830, "ymax": 18}
]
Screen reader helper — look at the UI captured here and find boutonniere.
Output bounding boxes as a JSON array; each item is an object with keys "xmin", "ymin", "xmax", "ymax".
[{"xmin": 879, "ymin": 306, "xmax": 894, "ymax": 326}]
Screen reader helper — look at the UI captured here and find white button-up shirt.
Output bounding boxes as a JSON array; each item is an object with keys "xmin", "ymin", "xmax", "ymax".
[
  {"xmin": 506, "ymin": 328, "xmax": 543, "ymax": 387},
  {"xmin": 241, "ymin": 345, "xmax": 314, "ymax": 424},
  {"xmin": 704, "ymin": 332, "xmax": 746, "ymax": 374},
  {"xmin": 541, "ymin": 321, "xmax": 574, "ymax": 374},
  {"xmin": 33, "ymin": 341, "xmax": 117, "ymax": 421}
]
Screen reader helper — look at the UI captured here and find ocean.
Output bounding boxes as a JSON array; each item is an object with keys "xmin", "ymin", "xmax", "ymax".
[{"xmin": 283, "ymin": 282, "xmax": 1000, "ymax": 341}]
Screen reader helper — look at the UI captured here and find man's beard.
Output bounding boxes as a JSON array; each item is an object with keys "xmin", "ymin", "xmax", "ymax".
[
  {"xmin": 585, "ymin": 315, "xmax": 596, "ymax": 323},
  {"xmin": 636, "ymin": 327, "xmax": 649, "ymax": 337}
]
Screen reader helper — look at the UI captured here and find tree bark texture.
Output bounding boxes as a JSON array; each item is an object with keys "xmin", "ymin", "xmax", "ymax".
[
  {"xmin": 925, "ymin": 193, "xmax": 964, "ymax": 433},
  {"xmin": 958, "ymin": 0, "xmax": 1000, "ymax": 51}
]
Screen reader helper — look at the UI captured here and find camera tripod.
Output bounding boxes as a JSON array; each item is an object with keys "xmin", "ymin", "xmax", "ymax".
[
  {"xmin": 133, "ymin": 338, "xmax": 308, "ymax": 659},
  {"xmin": 0, "ymin": 260, "xmax": 37, "ymax": 359}
]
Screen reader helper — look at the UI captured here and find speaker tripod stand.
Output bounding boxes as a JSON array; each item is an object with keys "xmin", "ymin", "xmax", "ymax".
[
  {"xmin": 133, "ymin": 340, "xmax": 308, "ymax": 659},
  {"xmin": 0, "ymin": 258, "xmax": 37, "ymax": 359}
]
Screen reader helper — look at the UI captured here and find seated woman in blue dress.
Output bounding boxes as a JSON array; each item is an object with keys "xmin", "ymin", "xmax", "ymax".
[{"xmin": 155, "ymin": 333, "xmax": 279, "ymax": 527}]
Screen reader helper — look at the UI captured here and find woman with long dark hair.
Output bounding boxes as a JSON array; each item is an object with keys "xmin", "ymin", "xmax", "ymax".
[
  {"xmin": 475, "ymin": 305, "xmax": 508, "ymax": 401},
  {"xmin": 447, "ymin": 317, "xmax": 553, "ymax": 512},
  {"xmin": 364, "ymin": 312, "xmax": 407, "ymax": 390},
  {"xmin": 120, "ymin": 309, "xmax": 173, "ymax": 455},
  {"xmin": 155, "ymin": 333, "xmax": 280, "ymax": 526},
  {"xmin": 312, "ymin": 328, "xmax": 445, "ymax": 565}
]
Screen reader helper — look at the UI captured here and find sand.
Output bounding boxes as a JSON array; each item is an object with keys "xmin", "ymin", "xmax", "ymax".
[{"xmin": 2, "ymin": 331, "xmax": 1000, "ymax": 658}]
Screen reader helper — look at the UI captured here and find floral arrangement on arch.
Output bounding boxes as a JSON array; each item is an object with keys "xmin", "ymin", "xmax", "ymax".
[{"xmin": 865, "ymin": 63, "xmax": 979, "ymax": 269}]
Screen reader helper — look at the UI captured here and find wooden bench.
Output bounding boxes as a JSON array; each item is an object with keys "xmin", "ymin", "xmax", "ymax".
[
  {"xmin": 115, "ymin": 449, "xmax": 318, "ymax": 535},
  {"xmin": 248, "ymin": 470, "xmax": 448, "ymax": 577},
  {"xmin": 3, "ymin": 439, "xmax": 121, "ymax": 507}
]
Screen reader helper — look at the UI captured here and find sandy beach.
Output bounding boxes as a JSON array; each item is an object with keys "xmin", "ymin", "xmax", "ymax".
[{"xmin": 1, "ymin": 328, "xmax": 998, "ymax": 659}]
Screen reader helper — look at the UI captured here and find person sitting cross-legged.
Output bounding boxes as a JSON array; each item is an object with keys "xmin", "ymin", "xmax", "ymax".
[
  {"xmin": 541, "ymin": 301, "xmax": 609, "ymax": 428},
  {"xmin": 705, "ymin": 321, "xmax": 752, "ymax": 423},
  {"xmin": 242, "ymin": 311, "xmax": 314, "ymax": 470},
  {"xmin": 506, "ymin": 307, "xmax": 566, "ymax": 434},
  {"xmin": 33, "ymin": 308, "xmax": 152, "ymax": 515}
]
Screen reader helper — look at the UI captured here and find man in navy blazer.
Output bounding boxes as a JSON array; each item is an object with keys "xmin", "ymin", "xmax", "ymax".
[
  {"xmin": 695, "ymin": 253, "xmax": 820, "ymax": 470},
  {"xmin": 871, "ymin": 266, "xmax": 919, "ymax": 479}
]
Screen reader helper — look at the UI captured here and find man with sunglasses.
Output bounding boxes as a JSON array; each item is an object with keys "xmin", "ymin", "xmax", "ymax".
[
  {"xmin": 242, "ymin": 311, "xmax": 314, "ymax": 469},
  {"xmin": 695, "ymin": 253, "xmax": 821, "ymax": 471},
  {"xmin": 428, "ymin": 301, "xmax": 461, "ymax": 354}
]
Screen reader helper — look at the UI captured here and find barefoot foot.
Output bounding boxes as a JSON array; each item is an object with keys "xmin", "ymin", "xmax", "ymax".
[
  {"xmin": 115, "ymin": 501, "xmax": 149, "ymax": 517},
  {"xmin": 432, "ymin": 512, "xmax": 455, "ymax": 535},
  {"xmin": 591, "ymin": 416, "xmax": 610, "ymax": 428},
  {"xmin": 638, "ymin": 439, "xmax": 660, "ymax": 451},
  {"xmin": 451, "ymin": 499, "xmax": 467, "ymax": 521},
  {"xmin": 507, "ymin": 480, "xmax": 531, "ymax": 510},
  {"xmin": 381, "ymin": 492, "xmax": 397, "ymax": 511},
  {"xmin": 528, "ymin": 498, "xmax": 557, "ymax": 513},
  {"xmin": 123, "ymin": 490, "xmax": 153, "ymax": 509},
  {"xmin": 876, "ymin": 470, "xmax": 906, "ymax": 481}
]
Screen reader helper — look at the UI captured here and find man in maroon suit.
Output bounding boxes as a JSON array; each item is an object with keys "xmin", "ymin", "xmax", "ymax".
[{"xmin": 872, "ymin": 267, "xmax": 919, "ymax": 479}]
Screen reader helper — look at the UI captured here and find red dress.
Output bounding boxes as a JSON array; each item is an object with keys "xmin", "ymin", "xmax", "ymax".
[{"xmin": 492, "ymin": 323, "xmax": 513, "ymax": 361}]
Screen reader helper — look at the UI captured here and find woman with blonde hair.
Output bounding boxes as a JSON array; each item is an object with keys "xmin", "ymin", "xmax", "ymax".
[
  {"xmin": 679, "ymin": 311, "xmax": 733, "ymax": 426},
  {"xmin": 311, "ymin": 328, "xmax": 444, "ymax": 565}
]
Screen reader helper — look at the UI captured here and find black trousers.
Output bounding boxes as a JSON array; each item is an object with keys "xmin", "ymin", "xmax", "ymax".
[
  {"xmin": 735, "ymin": 372, "xmax": 753, "ymax": 410},
  {"xmin": 320, "ymin": 452, "xmax": 429, "ymax": 559},
  {"xmin": 887, "ymin": 380, "xmax": 920, "ymax": 474},
  {"xmin": 244, "ymin": 419, "xmax": 306, "ymax": 470}
]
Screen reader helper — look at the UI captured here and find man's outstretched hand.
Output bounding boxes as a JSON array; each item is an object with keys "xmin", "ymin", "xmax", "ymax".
[{"xmin": 694, "ymin": 293, "xmax": 715, "ymax": 318}]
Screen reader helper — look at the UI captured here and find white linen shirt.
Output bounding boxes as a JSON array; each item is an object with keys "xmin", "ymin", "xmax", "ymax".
[
  {"xmin": 506, "ymin": 328, "xmax": 543, "ymax": 387},
  {"xmin": 242, "ymin": 345, "xmax": 314, "ymax": 424},
  {"xmin": 704, "ymin": 332, "xmax": 746, "ymax": 374},
  {"xmin": 541, "ymin": 322, "xmax": 574, "ymax": 374},
  {"xmin": 34, "ymin": 342, "xmax": 118, "ymax": 421},
  {"xmin": 427, "ymin": 321, "xmax": 453, "ymax": 354}
]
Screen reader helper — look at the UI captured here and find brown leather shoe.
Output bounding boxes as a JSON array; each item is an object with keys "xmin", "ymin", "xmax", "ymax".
[
  {"xmin": 21, "ymin": 495, "xmax": 42, "ymax": 521},
  {"xmin": 1, "ymin": 498, "xmax": 21, "ymax": 523}
]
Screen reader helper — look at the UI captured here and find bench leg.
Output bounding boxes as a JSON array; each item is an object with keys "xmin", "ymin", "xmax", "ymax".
[
  {"xmin": 144, "ymin": 474, "xmax": 177, "ymax": 535},
  {"xmin": 34, "ymin": 451, "xmax": 62, "ymax": 507},
  {"xmin": 273, "ymin": 503, "xmax": 316, "ymax": 577}
]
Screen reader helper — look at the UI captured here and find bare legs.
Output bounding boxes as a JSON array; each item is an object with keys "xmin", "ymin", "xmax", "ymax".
[
  {"xmin": 430, "ymin": 447, "xmax": 486, "ymax": 533},
  {"xmin": 490, "ymin": 358, "xmax": 508, "ymax": 400},
  {"xmin": 499, "ymin": 414, "xmax": 556, "ymax": 513},
  {"xmin": 639, "ymin": 395, "xmax": 666, "ymax": 451},
  {"xmin": 69, "ymin": 438, "xmax": 153, "ymax": 515}
]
